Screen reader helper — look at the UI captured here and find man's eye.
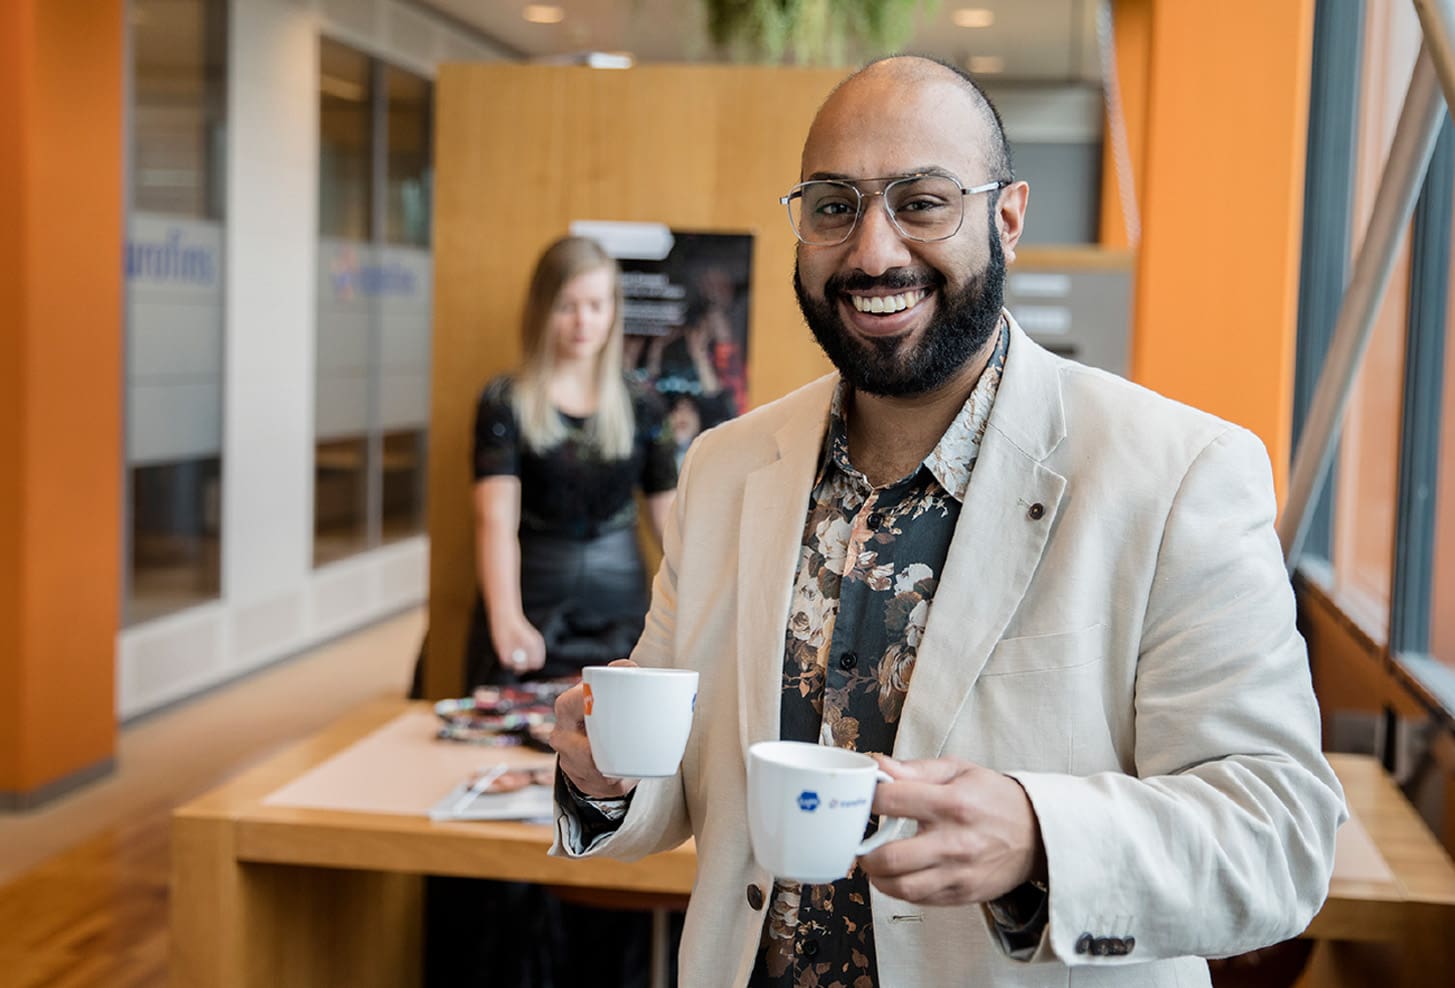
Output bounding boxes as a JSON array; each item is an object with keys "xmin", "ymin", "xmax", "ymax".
[
  {"xmin": 813, "ymin": 199, "xmax": 856, "ymax": 217},
  {"xmin": 897, "ymin": 197, "xmax": 947, "ymax": 214}
]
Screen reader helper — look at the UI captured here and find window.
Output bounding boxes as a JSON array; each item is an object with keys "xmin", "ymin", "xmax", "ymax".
[
  {"xmin": 314, "ymin": 39, "xmax": 432, "ymax": 566},
  {"xmin": 125, "ymin": 0, "xmax": 227, "ymax": 624}
]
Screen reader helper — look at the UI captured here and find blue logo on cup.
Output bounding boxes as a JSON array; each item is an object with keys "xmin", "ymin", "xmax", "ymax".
[{"xmin": 797, "ymin": 790, "xmax": 820, "ymax": 812}]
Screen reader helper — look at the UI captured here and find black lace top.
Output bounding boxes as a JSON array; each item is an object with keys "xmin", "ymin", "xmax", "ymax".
[{"xmin": 472, "ymin": 375, "xmax": 678, "ymax": 540}]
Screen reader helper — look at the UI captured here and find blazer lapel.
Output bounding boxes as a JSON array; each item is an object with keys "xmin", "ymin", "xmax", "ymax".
[
  {"xmin": 894, "ymin": 317, "xmax": 1069, "ymax": 761},
  {"xmin": 736, "ymin": 376, "xmax": 838, "ymax": 756}
]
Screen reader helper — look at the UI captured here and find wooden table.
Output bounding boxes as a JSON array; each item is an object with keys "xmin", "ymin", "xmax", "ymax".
[
  {"xmin": 171, "ymin": 703, "xmax": 1455, "ymax": 988},
  {"xmin": 171, "ymin": 699, "xmax": 694, "ymax": 988},
  {"xmin": 1296, "ymin": 753, "xmax": 1455, "ymax": 986}
]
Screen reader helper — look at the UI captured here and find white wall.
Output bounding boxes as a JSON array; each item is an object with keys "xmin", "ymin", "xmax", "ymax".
[{"xmin": 116, "ymin": 0, "xmax": 504, "ymax": 719}]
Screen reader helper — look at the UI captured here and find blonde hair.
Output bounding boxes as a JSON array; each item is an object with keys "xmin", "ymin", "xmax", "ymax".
[{"xmin": 513, "ymin": 236, "xmax": 635, "ymax": 459}]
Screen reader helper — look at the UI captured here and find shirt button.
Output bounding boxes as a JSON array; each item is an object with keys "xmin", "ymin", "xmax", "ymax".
[
  {"xmin": 1028, "ymin": 502, "xmax": 1045, "ymax": 520},
  {"xmin": 746, "ymin": 884, "xmax": 765, "ymax": 910},
  {"xmin": 866, "ymin": 511, "xmax": 883, "ymax": 530},
  {"xmin": 838, "ymin": 651, "xmax": 858, "ymax": 670},
  {"xmin": 802, "ymin": 939, "xmax": 819, "ymax": 958}
]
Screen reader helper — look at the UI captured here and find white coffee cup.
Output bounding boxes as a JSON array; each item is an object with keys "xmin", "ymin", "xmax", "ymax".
[
  {"xmin": 747, "ymin": 740, "xmax": 908, "ymax": 884},
  {"xmin": 582, "ymin": 666, "xmax": 699, "ymax": 778}
]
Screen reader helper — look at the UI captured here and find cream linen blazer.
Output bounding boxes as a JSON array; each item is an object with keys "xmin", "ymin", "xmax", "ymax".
[{"xmin": 552, "ymin": 315, "xmax": 1346, "ymax": 987}]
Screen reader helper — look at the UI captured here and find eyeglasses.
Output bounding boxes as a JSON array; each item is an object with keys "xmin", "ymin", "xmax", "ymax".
[{"xmin": 780, "ymin": 173, "xmax": 1009, "ymax": 247}]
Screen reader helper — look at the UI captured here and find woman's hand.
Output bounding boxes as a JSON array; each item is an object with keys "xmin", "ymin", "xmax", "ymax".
[{"xmin": 490, "ymin": 611, "xmax": 546, "ymax": 675}]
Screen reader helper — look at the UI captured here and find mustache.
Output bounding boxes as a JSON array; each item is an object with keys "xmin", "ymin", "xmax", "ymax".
[{"xmin": 824, "ymin": 268, "xmax": 944, "ymax": 296}]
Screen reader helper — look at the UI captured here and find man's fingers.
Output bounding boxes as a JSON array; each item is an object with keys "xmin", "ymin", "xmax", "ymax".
[
  {"xmin": 872, "ymin": 775, "xmax": 983, "ymax": 825},
  {"xmin": 858, "ymin": 829, "xmax": 946, "ymax": 879},
  {"xmin": 872, "ymin": 755, "xmax": 968, "ymax": 785},
  {"xmin": 863, "ymin": 858, "xmax": 978, "ymax": 905}
]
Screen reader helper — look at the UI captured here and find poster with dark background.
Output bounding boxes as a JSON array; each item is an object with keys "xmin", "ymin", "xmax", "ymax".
[{"xmin": 615, "ymin": 231, "xmax": 753, "ymax": 467}]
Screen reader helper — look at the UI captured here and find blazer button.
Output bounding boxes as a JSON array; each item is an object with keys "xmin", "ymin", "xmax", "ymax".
[
  {"xmin": 1092, "ymin": 937, "xmax": 1110, "ymax": 956},
  {"xmin": 746, "ymin": 884, "xmax": 765, "ymax": 910},
  {"xmin": 866, "ymin": 511, "xmax": 884, "ymax": 530},
  {"xmin": 1027, "ymin": 502, "xmax": 1045, "ymax": 520},
  {"xmin": 1075, "ymin": 933, "xmax": 1093, "ymax": 955},
  {"xmin": 1124, "ymin": 936, "xmax": 1135, "ymax": 954}
]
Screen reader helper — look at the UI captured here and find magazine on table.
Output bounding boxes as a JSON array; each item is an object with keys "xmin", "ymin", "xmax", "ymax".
[{"xmin": 428, "ymin": 764, "xmax": 556, "ymax": 822}]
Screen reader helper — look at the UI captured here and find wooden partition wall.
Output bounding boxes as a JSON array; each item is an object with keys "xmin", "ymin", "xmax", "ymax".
[{"xmin": 424, "ymin": 64, "xmax": 845, "ymax": 698}]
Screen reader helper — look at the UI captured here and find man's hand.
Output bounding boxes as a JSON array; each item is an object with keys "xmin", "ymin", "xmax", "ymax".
[
  {"xmin": 857, "ymin": 756, "xmax": 1046, "ymax": 906},
  {"xmin": 550, "ymin": 659, "xmax": 640, "ymax": 799}
]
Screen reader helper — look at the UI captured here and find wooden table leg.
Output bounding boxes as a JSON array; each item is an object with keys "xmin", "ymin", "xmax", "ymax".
[{"xmin": 173, "ymin": 812, "xmax": 424, "ymax": 987}]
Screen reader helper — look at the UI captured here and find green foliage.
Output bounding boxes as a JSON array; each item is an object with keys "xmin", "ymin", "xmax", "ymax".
[{"xmin": 701, "ymin": 0, "xmax": 937, "ymax": 65}]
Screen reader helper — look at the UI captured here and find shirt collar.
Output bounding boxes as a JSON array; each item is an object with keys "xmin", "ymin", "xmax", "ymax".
[{"xmin": 819, "ymin": 315, "xmax": 1010, "ymax": 502}]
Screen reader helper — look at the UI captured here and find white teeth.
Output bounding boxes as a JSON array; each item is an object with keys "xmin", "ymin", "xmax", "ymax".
[{"xmin": 850, "ymin": 289, "xmax": 927, "ymax": 314}]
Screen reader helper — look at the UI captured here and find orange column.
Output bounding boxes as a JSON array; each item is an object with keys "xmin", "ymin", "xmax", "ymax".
[
  {"xmin": 0, "ymin": 1, "xmax": 123, "ymax": 805},
  {"xmin": 1132, "ymin": 0, "xmax": 1316, "ymax": 498}
]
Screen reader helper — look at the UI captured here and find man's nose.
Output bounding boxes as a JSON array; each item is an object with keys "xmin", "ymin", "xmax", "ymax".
[{"xmin": 842, "ymin": 195, "xmax": 912, "ymax": 277}]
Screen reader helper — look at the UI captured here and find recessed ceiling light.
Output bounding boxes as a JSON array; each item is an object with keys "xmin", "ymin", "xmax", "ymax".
[
  {"xmin": 587, "ymin": 52, "xmax": 635, "ymax": 69},
  {"xmin": 523, "ymin": 4, "xmax": 565, "ymax": 25},
  {"xmin": 968, "ymin": 55, "xmax": 1005, "ymax": 74},
  {"xmin": 952, "ymin": 8, "xmax": 995, "ymax": 29}
]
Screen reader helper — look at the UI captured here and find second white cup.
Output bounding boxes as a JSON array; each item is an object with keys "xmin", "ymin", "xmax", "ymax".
[
  {"xmin": 747, "ymin": 740, "xmax": 907, "ymax": 884},
  {"xmin": 582, "ymin": 666, "xmax": 698, "ymax": 778}
]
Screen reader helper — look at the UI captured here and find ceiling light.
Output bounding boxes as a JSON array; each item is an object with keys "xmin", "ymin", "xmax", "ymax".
[
  {"xmin": 968, "ymin": 55, "xmax": 1005, "ymax": 74},
  {"xmin": 952, "ymin": 8, "xmax": 995, "ymax": 29},
  {"xmin": 587, "ymin": 52, "xmax": 635, "ymax": 69},
  {"xmin": 523, "ymin": 4, "xmax": 565, "ymax": 24}
]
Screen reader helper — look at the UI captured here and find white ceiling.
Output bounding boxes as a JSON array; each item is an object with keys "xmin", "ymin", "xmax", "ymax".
[{"xmin": 415, "ymin": 0, "xmax": 1103, "ymax": 83}]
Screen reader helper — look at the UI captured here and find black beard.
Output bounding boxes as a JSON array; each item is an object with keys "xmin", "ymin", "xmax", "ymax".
[{"xmin": 794, "ymin": 232, "xmax": 1006, "ymax": 398}]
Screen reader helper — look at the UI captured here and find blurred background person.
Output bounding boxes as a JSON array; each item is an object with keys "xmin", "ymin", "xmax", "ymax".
[
  {"xmin": 465, "ymin": 235, "xmax": 677, "ymax": 688},
  {"xmin": 428, "ymin": 235, "xmax": 678, "ymax": 988}
]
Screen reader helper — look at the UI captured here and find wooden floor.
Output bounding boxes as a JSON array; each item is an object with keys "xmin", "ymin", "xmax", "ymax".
[{"xmin": 0, "ymin": 607, "xmax": 425, "ymax": 988}]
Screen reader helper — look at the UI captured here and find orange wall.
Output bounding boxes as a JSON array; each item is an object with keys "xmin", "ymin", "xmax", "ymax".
[
  {"xmin": 0, "ymin": 1, "xmax": 123, "ymax": 796},
  {"xmin": 1131, "ymin": 0, "xmax": 1316, "ymax": 497}
]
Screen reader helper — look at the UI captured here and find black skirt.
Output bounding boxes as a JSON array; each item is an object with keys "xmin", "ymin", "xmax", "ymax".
[
  {"xmin": 466, "ymin": 526, "xmax": 649, "ymax": 687},
  {"xmin": 433, "ymin": 525, "xmax": 669, "ymax": 988}
]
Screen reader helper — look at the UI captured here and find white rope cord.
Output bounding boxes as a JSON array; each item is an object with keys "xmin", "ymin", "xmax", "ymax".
[{"xmin": 1097, "ymin": 0, "xmax": 1142, "ymax": 247}]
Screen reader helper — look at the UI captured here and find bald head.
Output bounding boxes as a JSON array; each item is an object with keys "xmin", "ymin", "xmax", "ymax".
[{"xmin": 805, "ymin": 55, "xmax": 1013, "ymax": 187}]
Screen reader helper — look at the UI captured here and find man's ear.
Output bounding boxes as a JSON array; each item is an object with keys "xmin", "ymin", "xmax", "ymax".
[{"xmin": 996, "ymin": 181, "xmax": 1029, "ymax": 263}]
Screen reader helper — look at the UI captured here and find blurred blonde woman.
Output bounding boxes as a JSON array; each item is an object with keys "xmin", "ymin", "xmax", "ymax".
[
  {"xmin": 467, "ymin": 235, "xmax": 677, "ymax": 686},
  {"xmin": 430, "ymin": 236, "xmax": 678, "ymax": 988}
]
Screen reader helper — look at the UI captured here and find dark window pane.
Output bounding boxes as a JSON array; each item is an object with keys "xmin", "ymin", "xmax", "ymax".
[
  {"xmin": 314, "ymin": 437, "xmax": 371, "ymax": 565},
  {"xmin": 319, "ymin": 38, "xmax": 373, "ymax": 240}
]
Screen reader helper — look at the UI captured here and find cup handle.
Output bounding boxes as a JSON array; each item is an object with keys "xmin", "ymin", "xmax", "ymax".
[{"xmin": 856, "ymin": 769, "xmax": 909, "ymax": 855}]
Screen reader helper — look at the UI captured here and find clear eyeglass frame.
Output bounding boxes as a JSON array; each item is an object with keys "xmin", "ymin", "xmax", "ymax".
[{"xmin": 779, "ymin": 173, "xmax": 1010, "ymax": 246}]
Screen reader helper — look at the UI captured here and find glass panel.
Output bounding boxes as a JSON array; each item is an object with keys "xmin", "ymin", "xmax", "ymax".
[
  {"xmin": 315, "ymin": 42, "xmax": 431, "ymax": 565},
  {"xmin": 319, "ymin": 39, "xmax": 373, "ymax": 240},
  {"xmin": 378, "ymin": 239, "xmax": 432, "ymax": 542},
  {"xmin": 125, "ymin": 0, "xmax": 227, "ymax": 625},
  {"xmin": 129, "ymin": 458, "xmax": 221, "ymax": 624},
  {"xmin": 1429, "ymin": 231, "xmax": 1455, "ymax": 674},
  {"xmin": 316, "ymin": 37, "xmax": 376, "ymax": 566},
  {"xmin": 385, "ymin": 66, "xmax": 432, "ymax": 247},
  {"xmin": 314, "ymin": 436, "xmax": 370, "ymax": 565},
  {"xmin": 381, "ymin": 430, "xmax": 427, "ymax": 544},
  {"xmin": 1324, "ymin": 6, "xmax": 1422, "ymax": 639}
]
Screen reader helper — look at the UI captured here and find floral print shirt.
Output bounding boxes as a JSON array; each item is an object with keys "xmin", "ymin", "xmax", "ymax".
[{"xmin": 752, "ymin": 322, "xmax": 1010, "ymax": 988}]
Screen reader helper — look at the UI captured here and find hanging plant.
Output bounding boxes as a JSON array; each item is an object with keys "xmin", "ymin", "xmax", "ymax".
[{"xmin": 701, "ymin": 0, "xmax": 937, "ymax": 65}]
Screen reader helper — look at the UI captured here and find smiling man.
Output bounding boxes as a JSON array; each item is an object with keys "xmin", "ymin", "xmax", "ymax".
[{"xmin": 551, "ymin": 55, "xmax": 1345, "ymax": 986}]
